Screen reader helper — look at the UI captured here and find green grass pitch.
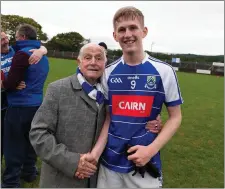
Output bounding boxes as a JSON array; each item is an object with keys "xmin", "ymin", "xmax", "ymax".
[{"xmin": 1, "ymin": 57, "xmax": 224, "ymax": 188}]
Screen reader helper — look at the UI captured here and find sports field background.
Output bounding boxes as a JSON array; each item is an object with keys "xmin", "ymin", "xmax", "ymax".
[{"xmin": 1, "ymin": 57, "xmax": 224, "ymax": 188}]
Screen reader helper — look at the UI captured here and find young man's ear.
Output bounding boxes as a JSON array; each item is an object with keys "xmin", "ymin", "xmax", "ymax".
[
  {"xmin": 142, "ymin": 27, "xmax": 148, "ymax": 38},
  {"xmin": 113, "ymin": 32, "xmax": 119, "ymax": 42}
]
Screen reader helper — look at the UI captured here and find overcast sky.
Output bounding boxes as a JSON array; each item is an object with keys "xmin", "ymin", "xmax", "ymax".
[{"xmin": 1, "ymin": 1, "xmax": 224, "ymax": 55}]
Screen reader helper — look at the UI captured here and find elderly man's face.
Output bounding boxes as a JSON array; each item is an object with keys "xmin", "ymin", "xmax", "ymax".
[
  {"xmin": 78, "ymin": 45, "xmax": 106, "ymax": 84},
  {"xmin": 1, "ymin": 32, "xmax": 9, "ymax": 53}
]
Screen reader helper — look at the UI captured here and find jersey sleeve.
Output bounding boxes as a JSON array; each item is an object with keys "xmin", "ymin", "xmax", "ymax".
[{"xmin": 164, "ymin": 67, "xmax": 183, "ymax": 107}]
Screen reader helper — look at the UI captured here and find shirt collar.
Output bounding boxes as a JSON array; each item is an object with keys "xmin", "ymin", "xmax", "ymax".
[{"xmin": 121, "ymin": 52, "xmax": 150, "ymax": 65}]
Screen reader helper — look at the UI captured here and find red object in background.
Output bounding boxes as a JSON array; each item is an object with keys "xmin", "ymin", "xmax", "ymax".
[{"xmin": 1, "ymin": 70, "xmax": 5, "ymax": 81}]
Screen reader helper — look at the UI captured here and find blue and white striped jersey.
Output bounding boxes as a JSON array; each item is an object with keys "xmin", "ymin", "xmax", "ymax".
[{"xmin": 100, "ymin": 53, "xmax": 183, "ymax": 173}]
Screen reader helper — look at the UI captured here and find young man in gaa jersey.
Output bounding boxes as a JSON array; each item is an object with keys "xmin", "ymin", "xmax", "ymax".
[{"xmin": 86, "ymin": 6, "xmax": 183, "ymax": 188}]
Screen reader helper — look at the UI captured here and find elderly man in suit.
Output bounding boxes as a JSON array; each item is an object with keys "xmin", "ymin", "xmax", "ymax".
[{"xmin": 29, "ymin": 43, "xmax": 107, "ymax": 188}]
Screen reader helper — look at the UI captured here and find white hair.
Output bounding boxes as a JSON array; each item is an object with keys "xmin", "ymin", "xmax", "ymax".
[{"xmin": 78, "ymin": 42, "xmax": 107, "ymax": 61}]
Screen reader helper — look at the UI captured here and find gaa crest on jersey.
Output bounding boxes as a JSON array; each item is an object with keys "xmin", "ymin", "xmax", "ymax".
[{"xmin": 145, "ymin": 75, "xmax": 157, "ymax": 90}]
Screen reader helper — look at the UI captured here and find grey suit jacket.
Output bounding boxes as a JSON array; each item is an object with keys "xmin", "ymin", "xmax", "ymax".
[{"xmin": 30, "ymin": 74, "xmax": 106, "ymax": 188}]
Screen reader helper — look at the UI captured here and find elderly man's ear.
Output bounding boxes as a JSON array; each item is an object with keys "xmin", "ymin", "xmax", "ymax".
[{"xmin": 77, "ymin": 58, "xmax": 81, "ymax": 66}]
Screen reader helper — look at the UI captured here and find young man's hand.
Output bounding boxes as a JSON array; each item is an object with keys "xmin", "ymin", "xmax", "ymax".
[{"xmin": 127, "ymin": 145, "xmax": 157, "ymax": 167}]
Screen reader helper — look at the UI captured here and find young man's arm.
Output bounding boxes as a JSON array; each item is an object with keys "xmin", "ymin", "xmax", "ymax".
[
  {"xmin": 91, "ymin": 108, "xmax": 110, "ymax": 161},
  {"xmin": 1, "ymin": 51, "xmax": 29, "ymax": 90},
  {"xmin": 128, "ymin": 105, "xmax": 182, "ymax": 166},
  {"xmin": 28, "ymin": 45, "xmax": 48, "ymax": 64},
  {"xmin": 91, "ymin": 68, "xmax": 111, "ymax": 160}
]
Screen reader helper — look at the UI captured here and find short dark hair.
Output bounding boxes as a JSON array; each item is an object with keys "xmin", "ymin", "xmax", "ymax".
[
  {"xmin": 16, "ymin": 24, "xmax": 37, "ymax": 40},
  {"xmin": 98, "ymin": 42, "xmax": 107, "ymax": 50}
]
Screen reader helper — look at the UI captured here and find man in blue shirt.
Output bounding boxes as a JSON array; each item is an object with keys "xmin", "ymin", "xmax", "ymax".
[{"xmin": 1, "ymin": 24, "xmax": 49, "ymax": 188}]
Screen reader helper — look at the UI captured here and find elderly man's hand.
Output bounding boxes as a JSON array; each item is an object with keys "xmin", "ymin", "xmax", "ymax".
[
  {"xmin": 145, "ymin": 114, "xmax": 163, "ymax": 133},
  {"xmin": 75, "ymin": 153, "xmax": 97, "ymax": 179},
  {"xmin": 16, "ymin": 81, "xmax": 26, "ymax": 90}
]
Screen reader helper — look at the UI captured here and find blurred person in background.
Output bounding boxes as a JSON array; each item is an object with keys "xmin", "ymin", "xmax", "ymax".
[{"xmin": 1, "ymin": 24, "xmax": 49, "ymax": 188}]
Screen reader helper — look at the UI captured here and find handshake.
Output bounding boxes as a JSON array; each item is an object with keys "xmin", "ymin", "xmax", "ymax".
[{"xmin": 74, "ymin": 152, "xmax": 98, "ymax": 179}]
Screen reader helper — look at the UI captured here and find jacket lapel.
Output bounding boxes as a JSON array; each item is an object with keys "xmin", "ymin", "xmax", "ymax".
[{"xmin": 70, "ymin": 74, "xmax": 98, "ymax": 112}]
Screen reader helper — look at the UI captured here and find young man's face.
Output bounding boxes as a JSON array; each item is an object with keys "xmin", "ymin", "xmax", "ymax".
[
  {"xmin": 78, "ymin": 45, "xmax": 106, "ymax": 84},
  {"xmin": 1, "ymin": 32, "xmax": 9, "ymax": 53},
  {"xmin": 113, "ymin": 17, "xmax": 148, "ymax": 55}
]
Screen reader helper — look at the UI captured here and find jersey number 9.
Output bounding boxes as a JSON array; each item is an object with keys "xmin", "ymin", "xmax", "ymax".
[{"xmin": 131, "ymin": 80, "xmax": 136, "ymax": 89}]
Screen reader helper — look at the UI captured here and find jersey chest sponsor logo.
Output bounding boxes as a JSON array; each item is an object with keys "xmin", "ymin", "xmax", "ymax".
[{"xmin": 112, "ymin": 95, "xmax": 154, "ymax": 117}]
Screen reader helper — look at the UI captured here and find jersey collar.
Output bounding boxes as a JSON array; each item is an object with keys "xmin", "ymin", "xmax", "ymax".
[{"xmin": 121, "ymin": 52, "xmax": 150, "ymax": 65}]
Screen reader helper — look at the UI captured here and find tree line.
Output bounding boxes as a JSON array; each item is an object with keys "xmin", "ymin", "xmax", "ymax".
[{"xmin": 1, "ymin": 14, "xmax": 224, "ymax": 63}]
